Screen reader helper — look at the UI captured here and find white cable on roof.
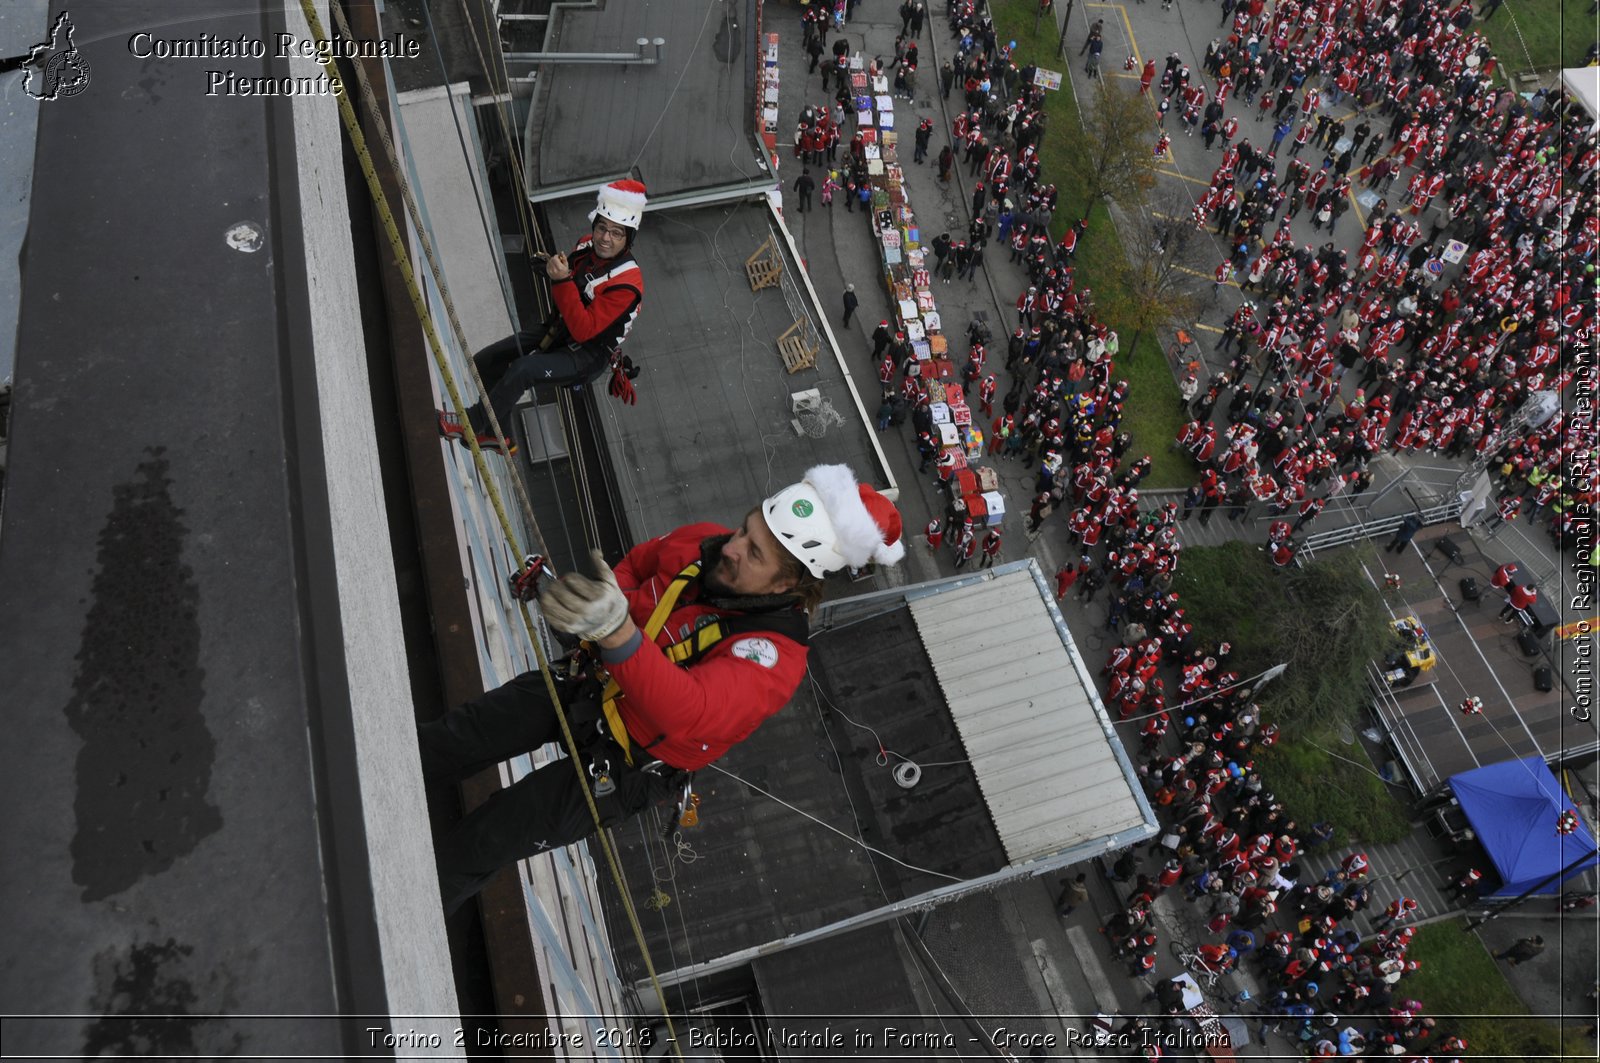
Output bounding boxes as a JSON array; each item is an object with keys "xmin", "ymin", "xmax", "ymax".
[{"xmin": 704, "ymin": 763, "xmax": 964, "ymax": 883}]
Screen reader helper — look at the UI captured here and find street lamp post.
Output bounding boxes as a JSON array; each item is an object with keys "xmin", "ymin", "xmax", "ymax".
[{"xmin": 1057, "ymin": 0, "xmax": 1076, "ymax": 59}]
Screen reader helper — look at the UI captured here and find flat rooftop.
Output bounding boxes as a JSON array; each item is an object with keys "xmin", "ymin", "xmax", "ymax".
[
  {"xmin": 538, "ymin": 195, "xmax": 892, "ymax": 542},
  {"xmin": 531, "ymin": 0, "xmax": 758, "ymax": 196},
  {"xmin": 600, "ymin": 564, "xmax": 1157, "ymax": 988},
  {"xmin": 604, "ymin": 593, "xmax": 1007, "ymax": 985}
]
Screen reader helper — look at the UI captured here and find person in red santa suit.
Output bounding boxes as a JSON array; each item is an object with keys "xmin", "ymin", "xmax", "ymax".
[
  {"xmin": 1270, "ymin": 537, "xmax": 1296, "ymax": 568},
  {"xmin": 1499, "ymin": 581, "xmax": 1539, "ymax": 623},
  {"xmin": 442, "ymin": 180, "xmax": 650, "ymax": 452},
  {"xmin": 420, "ymin": 464, "xmax": 904, "ymax": 913}
]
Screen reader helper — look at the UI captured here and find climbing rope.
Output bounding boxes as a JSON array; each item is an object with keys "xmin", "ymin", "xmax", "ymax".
[{"xmin": 297, "ymin": 2, "xmax": 683, "ymax": 1054}]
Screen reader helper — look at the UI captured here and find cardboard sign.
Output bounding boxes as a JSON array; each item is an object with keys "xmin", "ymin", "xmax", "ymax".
[
  {"xmin": 1033, "ymin": 68, "xmax": 1063, "ymax": 91},
  {"xmin": 1442, "ymin": 239, "xmax": 1468, "ymax": 264}
]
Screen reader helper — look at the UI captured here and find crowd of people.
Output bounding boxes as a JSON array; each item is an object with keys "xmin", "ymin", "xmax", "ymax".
[
  {"xmin": 1099, "ymin": 670, "xmax": 1499, "ymax": 1057},
  {"xmin": 801, "ymin": 0, "xmax": 1597, "ymax": 561},
  {"xmin": 968, "ymin": 1, "xmax": 1598, "ymax": 1057},
  {"xmin": 1161, "ymin": 0, "xmax": 1594, "ymax": 560},
  {"xmin": 953, "ymin": 0, "xmax": 1596, "ymax": 572},
  {"xmin": 796, "ymin": 0, "xmax": 1595, "ymax": 1056}
]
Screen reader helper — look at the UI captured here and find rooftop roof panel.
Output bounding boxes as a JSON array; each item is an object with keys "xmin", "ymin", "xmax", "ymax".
[
  {"xmin": 534, "ymin": 2, "xmax": 758, "ymax": 197},
  {"xmin": 911, "ymin": 567, "xmax": 1156, "ymax": 865},
  {"xmin": 603, "ymin": 566, "xmax": 1155, "ymax": 986}
]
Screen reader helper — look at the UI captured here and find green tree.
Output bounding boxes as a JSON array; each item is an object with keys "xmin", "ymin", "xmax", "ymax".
[
  {"xmin": 1175, "ymin": 542, "xmax": 1408, "ymax": 841},
  {"xmin": 1173, "ymin": 542, "xmax": 1392, "ymax": 738},
  {"xmin": 1098, "ymin": 192, "xmax": 1205, "ymax": 360},
  {"xmin": 1061, "ymin": 78, "xmax": 1158, "ymax": 221}
]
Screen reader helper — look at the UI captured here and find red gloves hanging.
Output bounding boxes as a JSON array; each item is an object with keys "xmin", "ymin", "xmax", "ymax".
[{"xmin": 609, "ymin": 354, "xmax": 640, "ymax": 405}]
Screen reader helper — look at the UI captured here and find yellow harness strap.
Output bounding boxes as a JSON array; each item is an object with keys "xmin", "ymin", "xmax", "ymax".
[
  {"xmin": 598, "ymin": 560, "xmax": 701, "ymax": 765},
  {"xmin": 665, "ymin": 620, "xmax": 728, "ymax": 664}
]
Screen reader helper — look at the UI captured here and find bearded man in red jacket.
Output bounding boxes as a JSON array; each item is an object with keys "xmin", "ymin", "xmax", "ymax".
[{"xmin": 421, "ymin": 465, "xmax": 904, "ymax": 913}]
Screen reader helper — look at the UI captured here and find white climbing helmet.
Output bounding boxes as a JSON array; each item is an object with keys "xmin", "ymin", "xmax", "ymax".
[
  {"xmin": 762, "ymin": 464, "xmax": 906, "ymax": 578},
  {"xmin": 590, "ymin": 179, "xmax": 649, "ymax": 230}
]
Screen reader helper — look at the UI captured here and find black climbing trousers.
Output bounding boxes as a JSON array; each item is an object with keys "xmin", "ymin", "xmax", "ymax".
[{"xmin": 419, "ymin": 670, "xmax": 682, "ymax": 915}]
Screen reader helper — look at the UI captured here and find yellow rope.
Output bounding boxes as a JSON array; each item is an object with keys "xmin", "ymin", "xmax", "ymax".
[
  {"xmin": 448, "ymin": 0, "xmax": 607, "ymax": 552},
  {"xmin": 297, "ymin": 3, "xmax": 683, "ymax": 1053},
  {"xmin": 327, "ymin": 1, "xmax": 544, "ymax": 546}
]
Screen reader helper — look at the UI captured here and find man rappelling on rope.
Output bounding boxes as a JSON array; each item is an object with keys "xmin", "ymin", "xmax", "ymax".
[
  {"xmin": 420, "ymin": 464, "xmax": 905, "ymax": 914},
  {"xmin": 440, "ymin": 178, "xmax": 649, "ymax": 454}
]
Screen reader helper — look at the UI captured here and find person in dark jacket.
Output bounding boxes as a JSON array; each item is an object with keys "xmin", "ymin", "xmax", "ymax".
[
  {"xmin": 1385, "ymin": 512, "xmax": 1423, "ymax": 552},
  {"xmin": 1495, "ymin": 936, "xmax": 1544, "ymax": 965},
  {"xmin": 793, "ymin": 167, "xmax": 816, "ymax": 212}
]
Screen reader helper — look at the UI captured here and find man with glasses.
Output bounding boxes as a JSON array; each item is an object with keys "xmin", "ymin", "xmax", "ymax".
[{"xmin": 441, "ymin": 179, "xmax": 648, "ymax": 453}]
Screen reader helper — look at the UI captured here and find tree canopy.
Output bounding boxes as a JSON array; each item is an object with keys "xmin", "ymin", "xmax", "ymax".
[
  {"xmin": 1173, "ymin": 542, "xmax": 1393, "ymax": 738},
  {"xmin": 1062, "ymin": 78, "xmax": 1158, "ymax": 221}
]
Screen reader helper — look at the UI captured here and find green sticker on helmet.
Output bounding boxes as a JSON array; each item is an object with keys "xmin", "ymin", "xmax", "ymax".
[{"xmin": 792, "ymin": 499, "xmax": 814, "ymax": 517}]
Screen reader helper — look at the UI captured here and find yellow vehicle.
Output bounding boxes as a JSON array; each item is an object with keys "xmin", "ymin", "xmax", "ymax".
[{"xmin": 1382, "ymin": 616, "xmax": 1436, "ymax": 687}]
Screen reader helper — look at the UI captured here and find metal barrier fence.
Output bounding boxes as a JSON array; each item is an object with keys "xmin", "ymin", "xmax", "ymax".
[
  {"xmin": 1299, "ymin": 497, "xmax": 1465, "ymax": 560},
  {"xmin": 1365, "ymin": 660, "xmax": 1439, "ymax": 796},
  {"xmin": 1478, "ymin": 515, "xmax": 1561, "ymax": 587}
]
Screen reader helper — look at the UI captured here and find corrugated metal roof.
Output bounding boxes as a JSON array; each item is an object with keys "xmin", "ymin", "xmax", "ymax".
[{"xmin": 909, "ymin": 566, "xmax": 1151, "ymax": 864}]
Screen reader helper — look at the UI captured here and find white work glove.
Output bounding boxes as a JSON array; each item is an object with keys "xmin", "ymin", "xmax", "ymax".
[{"xmin": 540, "ymin": 549, "xmax": 630, "ymax": 641}]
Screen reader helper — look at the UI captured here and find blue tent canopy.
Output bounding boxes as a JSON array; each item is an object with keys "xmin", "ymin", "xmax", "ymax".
[{"xmin": 1448, "ymin": 756, "xmax": 1599, "ymax": 898}]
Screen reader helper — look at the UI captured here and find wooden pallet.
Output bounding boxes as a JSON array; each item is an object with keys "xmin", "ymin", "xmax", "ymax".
[
  {"xmin": 745, "ymin": 236, "xmax": 782, "ymax": 291},
  {"xmin": 777, "ymin": 319, "xmax": 817, "ymax": 373}
]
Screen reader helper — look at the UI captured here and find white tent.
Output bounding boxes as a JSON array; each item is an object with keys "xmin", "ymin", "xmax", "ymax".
[{"xmin": 1563, "ymin": 67, "xmax": 1600, "ymax": 129}]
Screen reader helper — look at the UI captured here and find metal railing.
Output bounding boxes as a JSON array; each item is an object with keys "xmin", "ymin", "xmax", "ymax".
[
  {"xmin": 1400, "ymin": 463, "xmax": 1472, "ymax": 501},
  {"xmin": 1365, "ymin": 660, "xmax": 1439, "ymax": 795},
  {"xmin": 1299, "ymin": 497, "xmax": 1464, "ymax": 560},
  {"xmin": 1477, "ymin": 516, "xmax": 1561, "ymax": 587}
]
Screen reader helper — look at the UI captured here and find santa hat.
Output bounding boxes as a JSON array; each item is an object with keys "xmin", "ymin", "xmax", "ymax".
[
  {"xmin": 591, "ymin": 179, "xmax": 649, "ymax": 229},
  {"xmin": 763, "ymin": 465, "xmax": 905, "ymax": 577}
]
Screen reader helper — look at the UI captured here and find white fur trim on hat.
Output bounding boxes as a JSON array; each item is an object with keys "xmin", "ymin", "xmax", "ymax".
[
  {"xmin": 803, "ymin": 464, "xmax": 906, "ymax": 569},
  {"xmin": 590, "ymin": 179, "xmax": 649, "ymax": 229}
]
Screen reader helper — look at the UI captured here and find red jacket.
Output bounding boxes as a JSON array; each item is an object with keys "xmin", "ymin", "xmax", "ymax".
[
  {"xmin": 549, "ymin": 235, "xmax": 645, "ymax": 355},
  {"xmin": 606, "ymin": 523, "xmax": 808, "ymax": 769}
]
